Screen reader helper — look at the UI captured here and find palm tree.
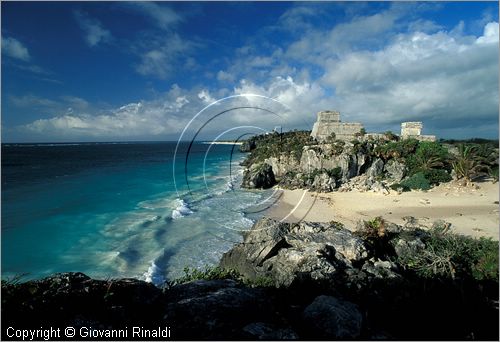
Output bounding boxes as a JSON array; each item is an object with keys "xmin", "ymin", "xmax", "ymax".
[
  {"xmin": 452, "ymin": 144, "xmax": 490, "ymax": 184},
  {"xmin": 409, "ymin": 141, "xmax": 447, "ymax": 173}
]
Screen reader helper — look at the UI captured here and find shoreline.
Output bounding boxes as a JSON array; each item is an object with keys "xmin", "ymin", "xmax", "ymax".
[
  {"xmin": 202, "ymin": 141, "xmax": 243, "ymax": 145},
  {"xmin": 264, "ymin": 181, "xmax": 499, "ymax": 240}
]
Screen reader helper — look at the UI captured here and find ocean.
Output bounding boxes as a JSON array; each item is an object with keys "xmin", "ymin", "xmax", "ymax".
[{"xmin": 1, "ymin": 142, "xmax": 271, "ymax": 286}]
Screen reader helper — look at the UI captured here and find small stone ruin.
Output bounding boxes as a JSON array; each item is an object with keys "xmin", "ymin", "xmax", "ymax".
[{"xmin": 401, "ymin": 122, "xmax": 436, "ymax": 141}]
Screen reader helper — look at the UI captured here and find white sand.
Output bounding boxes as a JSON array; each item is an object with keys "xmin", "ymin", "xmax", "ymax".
[{"xmin": 264, "ymin": 181, "xmax": 499, "ymax": 240}]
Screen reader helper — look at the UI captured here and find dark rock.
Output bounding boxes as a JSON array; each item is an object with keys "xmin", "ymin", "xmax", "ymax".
[
  {"xmin": 164, "ymin": 280, "xmax": 277, "ymax": 339},
  {"xmin": 1, "ymin": 272, "xmax": 163, "ymax": 330},
  {"xmin": 242, "ymin": 163, "xmax": 277, "ymax": 189},
  {"xmin": 302, "ymin": 295, "xmax": 363, "ymax": 339},
  {"xmin": 242, "ymin": 322, "xmax": 298, "ymax": 340}
]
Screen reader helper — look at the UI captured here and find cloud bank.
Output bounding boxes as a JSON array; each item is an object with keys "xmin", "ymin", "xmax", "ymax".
[{"xmin": 8, "ymin": 5, "xmax": 499, "ymax": 141}]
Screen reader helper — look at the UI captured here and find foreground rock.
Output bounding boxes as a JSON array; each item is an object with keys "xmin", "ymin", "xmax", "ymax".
[
  {"xmin": 2, "ymin": 274, "xmax": 294, "ymax": 340},
  {"xmin": 302, "ymin": 295, "xmax": 362, "ymax": 339}
]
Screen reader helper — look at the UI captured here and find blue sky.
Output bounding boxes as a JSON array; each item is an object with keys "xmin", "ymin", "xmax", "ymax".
[{"xmin": 1, "ymin": 1, "xmax": 498, "ymax": 142}]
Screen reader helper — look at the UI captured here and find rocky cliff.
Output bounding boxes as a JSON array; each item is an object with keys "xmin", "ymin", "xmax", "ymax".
[{"xmin": 241, "ymin": 134, "xmax": 409, "ymax": 193}]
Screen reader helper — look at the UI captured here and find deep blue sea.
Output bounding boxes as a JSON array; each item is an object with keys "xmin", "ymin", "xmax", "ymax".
[{"xmin": 1, "ymin": 142, "xmax": 271, "ymax": 285}]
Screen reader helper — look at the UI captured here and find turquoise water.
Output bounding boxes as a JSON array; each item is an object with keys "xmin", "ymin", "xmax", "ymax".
[{"xmin": 2, "ymin": 142, "xmax": 269, "ymax": 285}]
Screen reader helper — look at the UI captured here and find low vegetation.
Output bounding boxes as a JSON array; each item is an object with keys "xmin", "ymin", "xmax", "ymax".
[
  {"xmin": 354, "ymin": 216, "xmax": 499, "ymax": 283},
  {"xmin": 397, "ymin": 224, "xmax": 499, "ymax": 282},
  {"xmin": 242, "ymin": 130, "xmax": 315, "ymax": 166},
  {"xmin": 167, "ymin": 266, "xmax": 275, "ymax": 288}
]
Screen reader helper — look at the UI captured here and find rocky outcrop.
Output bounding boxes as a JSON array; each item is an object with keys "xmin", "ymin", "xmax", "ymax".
[
  {"xmin": 220, "ymin": 218, "xmax": 368, "ymax": 287},
  {"xmin": 338, "ymin": 174, "xmax": 390, "ymax": 195},
  {"xmin": 384, "ymin": 159, "xmax": 406, "ymax": 182},
  {"xmin": 264, "ymin": 155, "xmax": 300, "ymax": 178},
  {"xmin": 366, "ymin": 158, "xmax": 384, "ymax": 178},
  {"xmin": 300, "ymin": 145, "xmax": 358, "ymax": 182},
  {"xmin": 241, "ymin": 163, "xmax": 277, "ymax": 189},
  {"xmin": 311, "ymin": 172, "xmax": 337, "ymax": 192}
]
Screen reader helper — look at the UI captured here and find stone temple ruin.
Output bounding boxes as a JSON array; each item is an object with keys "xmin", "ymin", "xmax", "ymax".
[
  {"xmin": 310, "ymin": 110, "xmax": 436, "ymax": 142},
  {"xmin": 311, "ymin": 111, "xmax": 363, "ymax": 142},
  {"xmin": 400, "ymin": 122, "xmax": 436, "ymax": 141}
]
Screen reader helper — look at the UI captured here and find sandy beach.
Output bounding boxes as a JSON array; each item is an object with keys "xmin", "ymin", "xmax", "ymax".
[{"xmin": 264, "ymin": 181, "xmax": 499, "ymax": 240}]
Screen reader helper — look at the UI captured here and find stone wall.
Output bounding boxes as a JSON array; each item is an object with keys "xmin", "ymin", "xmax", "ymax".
[
  {"xmin": 401, "ymin": 122, "xmax": 422, "ymax": 138},
  {"xmin": 401, "ymin": 122, "xmax": 436, "ymax": 142},
  {"xmin": 311, "ymin": 111, "xmax": 364, "ymax": 142}
]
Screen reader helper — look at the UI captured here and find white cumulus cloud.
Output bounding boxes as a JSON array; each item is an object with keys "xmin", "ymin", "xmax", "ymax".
[{"xmin": 1, "ymin": 36, "xmax": 30, "ymax": 61}]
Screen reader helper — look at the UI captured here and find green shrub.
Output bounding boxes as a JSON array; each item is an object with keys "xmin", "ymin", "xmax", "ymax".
[
  {"xmin": 168, "ymin": 266, "xmax": 277, "ymax": 288},
  {"xmin": 242, "ymin": 130, "xmax": 314, "ymax": 165},
  {"xmin": 423, "ymin": 169, "xmax": 452, "ymax": 185},
  {"xmin": 399, "ymin": 172, "xmax": 431, "ymax": 190},
  {"xmin": 407, "ymin": 141, "xmax": 449, "ymax": 175},
  {"xmin": 244, "ymin": 276, "xmax": 275, "ymax": 288},
  {"xmin": 490, "ymin": 166, "xmax": 499, "ymax": 183},
  {"xmin": 171, "ymin": 266, "xmax": 241, "ymax": 286},
  {"xmin": 373, "ymin": 138, "xmax": 419, "ymax": 160},
  {"xmin": 326, "ymin": 132, "xmax": 336, "ymax": 144},
  {"xmin": 398, "ymin": 226, "xmax": 499, "ymax": 281},
  {"xmin": 325, "ymin": 167, "xmax": 342, "ymax": 179}
]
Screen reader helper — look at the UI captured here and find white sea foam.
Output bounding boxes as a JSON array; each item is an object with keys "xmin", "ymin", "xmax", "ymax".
[
  {"xmin": 171, "ymin": 199, "xmax": 193, "ymax": 219},
  {"xmin": 143, "ymin": 261, "xmax": 165, "ymax": 286}
]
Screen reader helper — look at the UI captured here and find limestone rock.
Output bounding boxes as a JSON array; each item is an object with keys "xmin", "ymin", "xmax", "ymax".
[
  {"xmin": 264, "ymin": 155, "xmax": 300, "ymax": 178},
  {"xmin": 311, "ymin": 172, "xmax": 337, "ymax": 192},
  {"xmin": 367, "ymin": 158, "xmax": 384, "ymax": 178},
  {"xmin": 391, "ymin": 234, "xmax": 426, "ymax": 259},
  {"xmin": 242, "ymin": 163, "xmax": 277, "ymax": 189},
  {"xmin": 220, "ymin": 219, "xmax": 368, "ymax": 287},
  {"xmin": 302, "ymin": 295, "xmax": 363, "ymax": 339},
  {"xmin": 361, "ymin": 258, "xmax": 401, "ymax": 279},
  {"xmin": 384, "ymin": 159, "xmax": 406, "ymax": 182}
]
